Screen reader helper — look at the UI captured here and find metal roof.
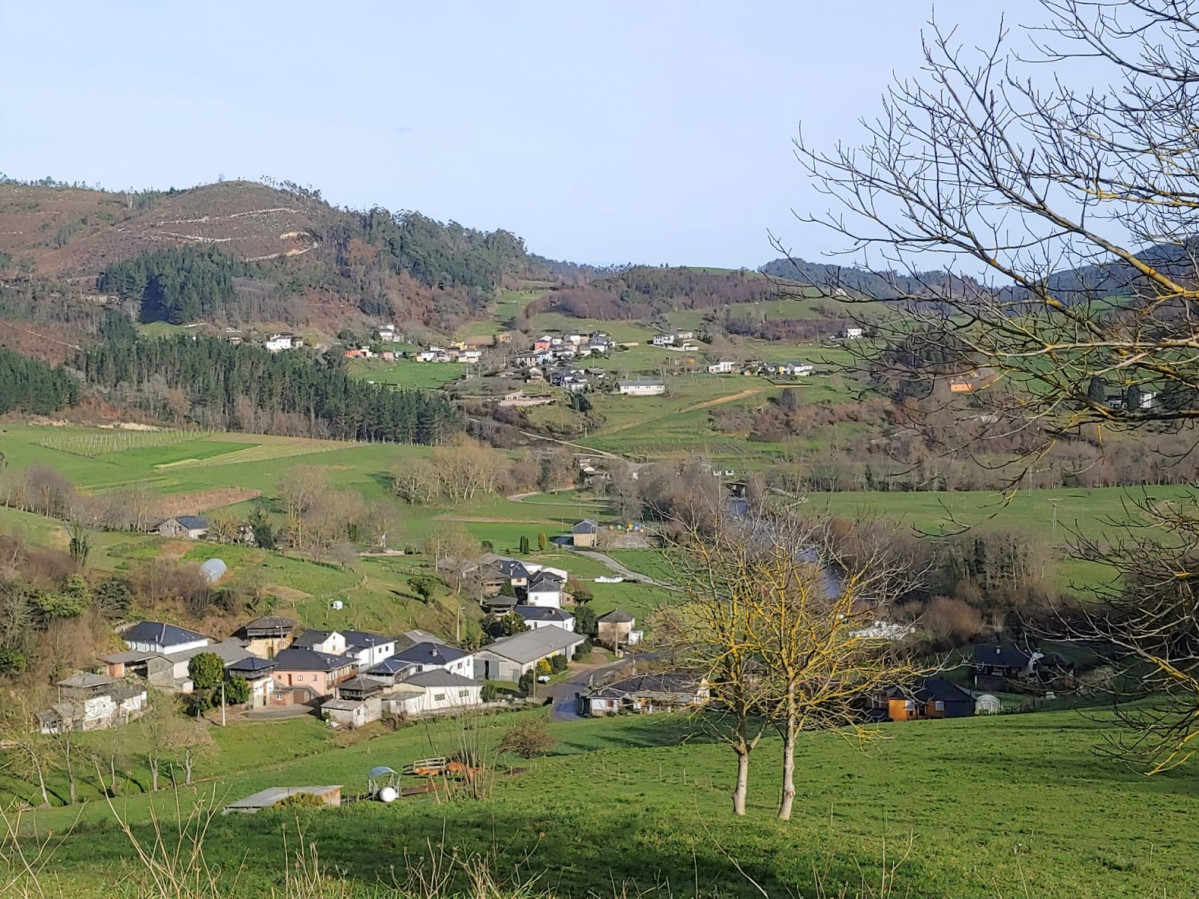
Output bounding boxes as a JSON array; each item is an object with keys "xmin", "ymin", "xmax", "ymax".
[
  {"xmin": 483, "ymin": 625, "xmax": 583, "ymax": 665},
  {"xmin": 123, "ymin": 621, "xmax": 208, "ymax": 647},
  {"xmin": 403, "ymin": 670, "xmax": 479, "ymax": 689},
  {"xmin": 391, "ymin": 642, "xmax": 471, "ymax": 666}
]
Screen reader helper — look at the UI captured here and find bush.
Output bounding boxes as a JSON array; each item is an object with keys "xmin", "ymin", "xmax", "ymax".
[
  {"xmin": 498, "ymin": 718, "xmax": 557, "ymax": 759},
  {"xmin": 550, "ymin": 654, "xmax": 568, "ymax": 673},
  {"xmin": 481, "ymin": 682, "xmax": 500, "ymax": 702},
  {"xmin": 275, "ymin": 791, "xmax": 328, "ymax": 809},
  {"xmin": 518, "ymin": 670, "xmax": 535, "ymax": 695}
]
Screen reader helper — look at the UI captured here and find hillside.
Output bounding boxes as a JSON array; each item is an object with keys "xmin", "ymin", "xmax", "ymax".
[{"xmin": 0, "ymin": 178, "xmax": 551, "ymax": 343}]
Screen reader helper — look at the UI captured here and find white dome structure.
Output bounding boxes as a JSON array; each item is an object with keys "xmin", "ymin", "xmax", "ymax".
[
  {"xmin": 975, "ymin": 693, "xmax": 1003, "ymax": 715},
  {"xmin": 200, "ymin": 558, "xmax": 227, "ymax": 584}
]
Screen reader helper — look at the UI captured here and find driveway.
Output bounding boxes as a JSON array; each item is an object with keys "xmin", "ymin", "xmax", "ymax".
[
  {"xmin": 570, "ymin": 549, "xmax": 675, "ymax": 589},
  {"xmin": 548, "ymin": 656, "xmax": 634, "ymax": 721}
]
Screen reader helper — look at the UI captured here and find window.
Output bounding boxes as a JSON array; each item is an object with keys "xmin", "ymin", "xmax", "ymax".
[
  {"xmin": 934, "ymin": 701, "xmax": 945, "ymax": 712},
  {"xmin": 904, "ymin": 700, "xmax": 915, "ymax": 711},
  {"xmin": 434, "ymin": 693, "xmax": 446, "ymax": 701},
  {"xmin": 458, "ymin": 689, "xmax": 470, "ymax": 698}
]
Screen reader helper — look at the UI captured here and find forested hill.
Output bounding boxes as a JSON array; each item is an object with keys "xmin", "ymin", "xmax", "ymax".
[
  {"xmin": 0, "ymin": 177, "xmax": 550, "ymax": 337},
  {"xmin": 522, "ymin": 265, "xmax": 778, "ymax": 322},
  {"xmin": 758, "ymin": 256, "xmax": 988, "ymax": 300},
  {"xmin": 75, "ymin": 314, "xmax": 460, "ymax": 443}
]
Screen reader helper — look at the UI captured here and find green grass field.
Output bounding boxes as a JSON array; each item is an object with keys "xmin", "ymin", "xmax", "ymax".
[{"xmin": 13, "ymin": 707, "xmax": 1198, "ymax": 897}]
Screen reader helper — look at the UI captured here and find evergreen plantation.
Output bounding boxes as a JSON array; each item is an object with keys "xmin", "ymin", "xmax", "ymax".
[
  {"xmin": 75, "ymin": 316, "xmax": 461, "ymax": 443},
  {"xmin": 0, "ymin": 348, "xmax": 78, "ymax": 414}
]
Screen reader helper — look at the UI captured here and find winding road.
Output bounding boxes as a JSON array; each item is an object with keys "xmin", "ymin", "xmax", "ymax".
[{"xmin": 547, "ymin": 656, "xmax": 634, "ymax": 721}]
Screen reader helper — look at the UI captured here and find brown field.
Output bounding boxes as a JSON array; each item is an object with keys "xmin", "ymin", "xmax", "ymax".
[{"xmin": 152, "ymin": 488, "xmax": 261, "ymax": 517}]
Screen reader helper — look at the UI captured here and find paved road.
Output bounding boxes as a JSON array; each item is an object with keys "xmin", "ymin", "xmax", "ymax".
[
  {"xmin": 570, "ymin": 549, "xmax": 675, "ymax": 589},
  {"xmin": 547, "ymin": 656, "xmax": 634, "ymax": 721}
]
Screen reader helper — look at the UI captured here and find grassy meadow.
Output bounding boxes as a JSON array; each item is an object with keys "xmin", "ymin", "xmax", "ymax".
[{"xmin": 11, "ymin": 706, "xmax": 1196, "ymax": 898}]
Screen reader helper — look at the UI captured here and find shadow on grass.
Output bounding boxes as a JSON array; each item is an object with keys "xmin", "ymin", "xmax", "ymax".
[{"xmin": 45, "ymin": 801, "xmax": 944, "ymax": 899}]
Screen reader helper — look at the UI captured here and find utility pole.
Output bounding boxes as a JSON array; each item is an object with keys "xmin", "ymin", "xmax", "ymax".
[{"xmin": 220, "ymin": 680, "xmax": 226, "ymax": 727}]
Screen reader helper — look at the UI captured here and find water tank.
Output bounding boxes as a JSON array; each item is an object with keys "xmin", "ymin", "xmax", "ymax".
[
  {"xmin": 378, "ymin": 786, "xmax": 398, "ymax": 803},
  {"xmin": 200, "ymin": 558, "xmax": 227, "ymax": 584}
]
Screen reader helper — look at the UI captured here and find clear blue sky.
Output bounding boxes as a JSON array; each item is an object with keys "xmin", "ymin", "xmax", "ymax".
[{"xmin": 0, "ymin": 1, "xmax": 1049, "ymax": 268}]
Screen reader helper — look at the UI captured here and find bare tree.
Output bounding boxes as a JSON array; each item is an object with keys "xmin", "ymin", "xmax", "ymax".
[
  {"xmin": 793, "ymin": 0, "xmax": 1199, "ymax": 771},
  {"xmin": 793, "ymin": 1, "xmax": 1199, "ymax": 457},
  {"xmin": 276, "ymin": 465, "xmax": 329, "ymax": 551},
  {"xmin": 0, "ymin": 691, "xmax": 56, "ymax": 806}
]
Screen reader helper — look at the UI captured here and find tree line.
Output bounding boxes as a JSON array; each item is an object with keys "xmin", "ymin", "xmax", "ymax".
[
  {"xmin": 0, "ymin": 347, "xmax": 78, "ymax": 414},
  {"xmin": 76, "ymin": 317, "xmax": 462, "ymax": 442}
]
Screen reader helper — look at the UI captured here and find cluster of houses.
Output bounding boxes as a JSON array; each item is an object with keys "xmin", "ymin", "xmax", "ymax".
[
  {"xmin": 48, "ymin": 612, "xmax": 598, "ymax": 732},
  {"xmin": 650, "ymin": 330, "xmax": 698, "ymax": 349},
  {"xmin": 872, "ymin": 643, "xmax": 1077, "ymax": 724},
  {"xmin": 41, "ymin": 550, "xmax": 648, "ymax": 732},
  {"xmin": 415, "ymin": 342, "xmax": 484, "ymax": 364}
]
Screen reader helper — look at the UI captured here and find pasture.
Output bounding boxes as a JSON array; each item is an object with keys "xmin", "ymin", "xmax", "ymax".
[{"xmin": 13, "ymin": 706, "xmax": 1197, "ymax": 898}]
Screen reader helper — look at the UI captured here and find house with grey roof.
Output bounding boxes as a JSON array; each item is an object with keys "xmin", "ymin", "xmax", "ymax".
[
  {"xmin": 340, "ymin": 630, "xmax": 396, "ymax": 668},
  {"xmin": 572, "ymin": 519, "xmax": 599, "ymax": 548},
  {"xmin": 391, "ymin": 670, "xmax": 483, "ymax": 715},
  {"xmin": 158, "ymin": 516, "xmax": 209, "ymax": 540},
  {"xmin": 37, "ymin": 673, "xmax": 148, "ymax": 734},
  {"xmin": 122, "ymin": 621, "xmax": 210, "ymax": 655},
  {"xmin": 389, "ymin": 641, "xmax": 474, "ymax": 679},
  {"xmin": 473, "ymin": 625, "xmax": 585, "ymax": 682},
  {"xmin": 525, "ymin": 570, "xmax": 566, "ymax": 608},
  {"xmin": 581, "ymin": 673, "xmax": 709, "ymax": 717},
  {"xmin": 514, "ymin": 606, "xmax": 576, "ymax": 632},
  {"xmin": 596, "ymin": 610, "xmax": 641, "ymax": 649}
]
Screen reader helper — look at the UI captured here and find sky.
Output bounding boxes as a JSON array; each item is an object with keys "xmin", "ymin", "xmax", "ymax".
[{"xmin": 1, "ymin": 1, "xmax": 1051, "ymax": 268}]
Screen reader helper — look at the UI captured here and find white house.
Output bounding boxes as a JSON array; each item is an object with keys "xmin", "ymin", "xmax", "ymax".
[
  {"xmin": 264, "ymin": 334, "xmax": 297, "ymax": 353},
  {"xmin": 843, "ymin": 326, "xmax": 864, "ymax": 340},
  {"xmin": 617, "ymin": 380, "xmax": 666, "ymax": 397},
  {"xmin": 784, "ymin": 362, "xmax": 815, "ymax": 377},
  {"xmin": 707, "ymin": 360, "xmax": 736, "ymax": 374},
  {"xmin": 383, "ymin": 671, "xmax": 482, "ymax": 715},
  {"xmin": 514, "ymin": 606, "xmax": 576, "ymax": 632},
  {"xmin": 341, "ymin": 631, "xmax": 396, "ymax": 669},
  {"xmin": 651, "ymin": 334, "xmax": 676, "ymax": 347},
  {"xmin": 389, "ymin": 641, "xmax": 475, "ymax": 679},
  {"xmin": 525, "ymin": 570, "xmax": 566, "ymax": 608},
  {"xmin": 122, "ymin": 622, "xmax": 209, "ymax": 656},
  {"xmin": 293, "ymin": 630, "xmax": 347, "ymax": 656}
]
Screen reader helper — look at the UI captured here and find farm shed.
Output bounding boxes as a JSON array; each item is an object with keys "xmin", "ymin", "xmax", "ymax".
[
  {"xmin": 158, "ymin": 516, "xmax": 209, "ymax": 540},
  {"xmin": 473, "ymin": 625, "xmax": 584, "ymax": 682},
  {"xmin": 223, "ymin": 785, "xmax": 342, "ymax": 814}
]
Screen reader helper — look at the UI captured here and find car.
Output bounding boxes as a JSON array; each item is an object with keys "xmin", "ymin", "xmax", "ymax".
[{"xmin": 537, "ymin": 674, "xmax": 551, "ymax": 684}]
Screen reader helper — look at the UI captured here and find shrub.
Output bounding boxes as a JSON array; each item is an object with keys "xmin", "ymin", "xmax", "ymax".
[{"xmin": 498, "ymin": 718, "xmax": 557, "ymax": 759}]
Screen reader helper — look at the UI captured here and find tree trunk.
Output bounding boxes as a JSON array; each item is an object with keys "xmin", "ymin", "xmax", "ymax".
[
  {"xmin": 149, "ymin": 756, "xmax": 159, "ymax": 792},
  {"xmin": 184, "ymin": 748, "xmax": 194, "ymax": 786},
  {"xmin": 64, "ymin": 743, "xmax": 76, "ymax": 804},
  {"xmin": 778, "ymin": 713, "xmax": 796, "ymax": 821},
  {"xmin": 733, "ymin": 748, "xmax": 750, "ymax": 816},
  {"xmin": 33, "ymin": 754, "xmax": 49, "ymax": 807}
]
